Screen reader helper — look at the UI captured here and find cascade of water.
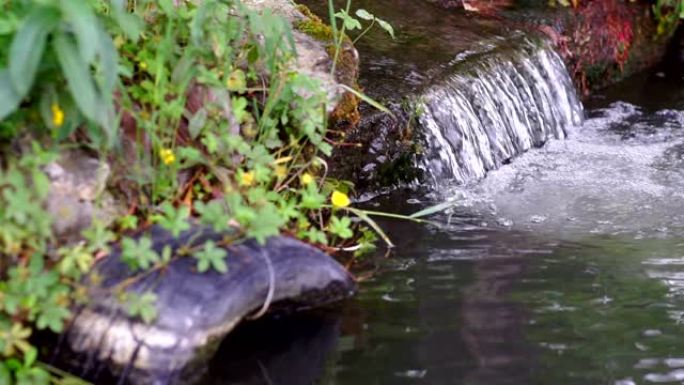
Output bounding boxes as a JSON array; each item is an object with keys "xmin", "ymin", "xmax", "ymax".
[{"xmin": 419, "ymin": 39, "xmax": 584, "ymax": 185}]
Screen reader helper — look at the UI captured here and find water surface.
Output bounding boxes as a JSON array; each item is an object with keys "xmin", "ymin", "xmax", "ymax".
[{"xmin": 302, "ymin": 72, "xmax": 684, "ymax": 385}]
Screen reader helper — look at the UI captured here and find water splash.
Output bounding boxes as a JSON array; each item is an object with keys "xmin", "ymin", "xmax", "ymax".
[{"xmin": 418, "ymin": 39, "xmax": 583, "ymax": 185}]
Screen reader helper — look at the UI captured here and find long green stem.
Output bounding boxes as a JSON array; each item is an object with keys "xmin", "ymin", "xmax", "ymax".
[
  {"xmin": 352, "ymin": 18, "xmax": 375, "ymax": 45},
  {"xmin": 329, "ymin": 0, "xmax": 352, "ymax": 77}
]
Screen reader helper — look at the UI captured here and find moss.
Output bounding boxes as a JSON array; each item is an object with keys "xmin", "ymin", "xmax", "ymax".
[
  {"xmin": 294, "ymin": 5, "xmax": 335, "ymax": 42},
  {"xmin": 330, "ymin": 90, "xmax": 361, "ymax": 128},
  {"xmin": 294, "ymin": 18, "xmax": 335, "ymax": 42},
  {"xmin": 295, "ymin": 3, "xmax": 360, "ymax": 130}
]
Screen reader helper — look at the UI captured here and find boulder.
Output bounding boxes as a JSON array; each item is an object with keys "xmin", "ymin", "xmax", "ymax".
[
  {"xmin": 243, "ymin": 0, "xmax": 357, "ymax": 115},
  {"xmin": 44, "ymin": 150, "xmax": 124, "ymax": 241},
  {"xmin": 59, "ymin": 226, "xmax": 356, "ymax": 384}
]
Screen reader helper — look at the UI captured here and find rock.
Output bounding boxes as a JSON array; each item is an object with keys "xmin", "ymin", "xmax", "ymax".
[
  {"xmin": 242, "ymin": 0, "xmax": 350, "ymax": 114},
  {"xmin": 60, "ymin": 226, "xmax": 356, "ymax": 384},
  {"xmin": 44, "ymin": 150, "xmax": 124, "ymax": 241}
]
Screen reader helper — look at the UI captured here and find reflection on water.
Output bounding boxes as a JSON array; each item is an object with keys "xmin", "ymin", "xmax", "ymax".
[
  {"xmin": 201, "ymin": 312, "xmax": 341, "ymax": 385},
  {"xmin": 298, "ymin": 206, "xmax": 684, "ymax": 385}
]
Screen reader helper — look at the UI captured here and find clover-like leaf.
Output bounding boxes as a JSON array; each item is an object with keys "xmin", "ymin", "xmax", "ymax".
[
  {"xmin": 195, "ymin": 241, "xmax": 228, "ymax": 273},
  {"xmin": 121, "ymin": 236, "xmax": 159, "ymax": 270}
]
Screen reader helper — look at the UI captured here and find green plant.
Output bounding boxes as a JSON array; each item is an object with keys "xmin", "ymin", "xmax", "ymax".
[
  {"xmin": 0, "ymin": 0, "xmax": 140, "ymax": 147},
  {"xmin": 326, "ymin": 0, "xmax": 394, "ymax": 76},
  {"xmin": 0, "ymin": 143, "xmax": 99, "ymax": 384},
  {"xmin": 653, "ymin": 0, "xmax": 684, "ymax": 35},
  {"xmin": 0, "ymin": 0, "xmax": 400, "ymax": 382}
]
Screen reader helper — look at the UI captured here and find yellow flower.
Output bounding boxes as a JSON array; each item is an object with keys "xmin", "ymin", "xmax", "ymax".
[
  {"xmin": 139, "ymin": 61, "xmax": 148, "ymax": 70},
  {"xmin": 51, "ymin": 103, "xmax": 64, "ymax": 127},
  {"xmin": 159, "ymin": 148, "xmax": 176, "ymax": 165},
  {"xmin": 331, "ymin": 190, "xmax": 351, "ymax": 208},
  {"xmin": 239, "ymin": 170, "xmax": 255, "ymax": 187},
  {"xmin": 300, "ymin": 173, "xmax": 314, "ymax": 185},
  {"xmin": 113, "ymin": 35, "xmax": 125, "ymax": 49},
  {"xmin": 226, "ymin": 69, "xmax": 246, "ymax": 93},
  {"xmin": 274, "ymin": 165, "xmax": 288, "ymax": 179}
]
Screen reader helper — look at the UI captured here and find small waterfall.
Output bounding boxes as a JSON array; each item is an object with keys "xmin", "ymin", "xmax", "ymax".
[{"xmin": 419, "ymin": 38, "xmax": 584, "ymax": 185}]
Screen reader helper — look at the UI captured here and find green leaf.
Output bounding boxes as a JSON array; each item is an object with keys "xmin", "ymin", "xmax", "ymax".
[
  {"xmin": 81, "ymin": 221, "xmax": 115, "ymax": 252},
  {"xmin": 0, "ymin": 13, "xmax": 20, "ymax": 35},
  {"xmin": 112, "ymin": 8, "xmax": 142, "ymax": 42},
  {"xmin": 36, "ymin": 302, "xmax": 70, "ymax": 332},
  {"xmin": 158, "ymin": 0, "xmax": 175, "ymax": 15},
  {"xmin": 376, "ymin": 18, "xmax": 395, "ymax": 39},
  {"xmin": 188, "ymin": 108, "xmax": 207, "ymax": 140},
  {"xmin": 118, "ymin": 214, "xmax": 138, "ymax": 230},
  {"xmin": 53, "ymin": 33, "xmax": 99, "ymax": 123},
  {"xmin": 96, "ymin": 24, "xmax": 119, "ymax": 95},
  {"xmin": 305, "ymin": 228, "xmax": 328, "ymax": 245},
  {"xmin": 195, "ymin": 200, "xmax": 231, "ymax": 231},
  {"xmin": 409, "ymin": 200, "xmax": 457, "ymax": 218},
  {"xmin": 195, "ymin": 241, "xmax": 228, "ymax": 273},
  {"xmin": 329, "ymin": 216, "xmax": 353, "ymax": 239},
  {"xmin": 335, "ymin": 10, "xmax": 362, "ymax": 30},
  {"xmin": 126, "ymin": 292, "xmax": 157, "ymax": 324},
  {"xmin": 355, "ymin": 9, "xmax": 374, "ymax": 20},
  {"xmin": 300, "ymin": 183, "xmax": 326, "ymax": 209},
  {"xmin": 24, "ymin": 346, "xmax": 37, "ymax": 367},
  {"xmin": 153, "ymin": 202, "xmax": 191, "ymax": 237},
  {"xmin": 1, "ymin": 323, "xmax": 31, "ymax": 356},
  {"xmin": 58, "ymin": 243, "xmax": 95, "ymax": 277},
  {"xmin": 347, "ymin": 207, "xmax": 394, "ymax": 248},
  {"xmin": 0, "ymin": 362, "xmax": 10, "ymax": 385},
  {"xmin": 0, "ymin": 72, "xmax": 21, "ymax": 119},
  {"xmin": 232, "ymin": 96, "xmax": 249, "ymax": 123},
  {"xmin": 8, "ymin": 6, "xmax": 59, "ymax": 96},
  {"xmin": 121, "ymin": 236, "xmax": 159, "ymax": 271},
  {"xmin": 339, "ymin": 84, "xmax": 394, "ymax": 117},
  {"xmin": 248, "ymin": 204, "xmax": 286, "ymax": 244},
  {"xmin": 60, "ymin": 0, "xmax": 99, "ymax": 63},
  {"xmin": 15, "ymin": 367, "xmax": 50, "ymax": 385}
]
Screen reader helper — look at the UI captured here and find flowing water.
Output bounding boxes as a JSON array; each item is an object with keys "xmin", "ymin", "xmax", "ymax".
[{"xmin": 418, "ymin": 39, "xmax": 583, "ymax": 184}]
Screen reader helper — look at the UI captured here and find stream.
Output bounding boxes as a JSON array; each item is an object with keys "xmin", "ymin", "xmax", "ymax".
[{"xmin": 202, "ymin": 5, "xmax": 684, "ymax": 383}]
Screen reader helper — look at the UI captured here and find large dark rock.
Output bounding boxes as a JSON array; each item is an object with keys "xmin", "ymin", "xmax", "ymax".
[{"xmin": 58, "ymin": 226, "xmax": 355, "ymax": 384}]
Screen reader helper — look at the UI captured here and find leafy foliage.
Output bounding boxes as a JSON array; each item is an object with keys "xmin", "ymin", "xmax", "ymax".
[
  {"xmin": 0, "ymin": 0, "xmax": 136, "ymax": 145},
  {"xmin": 653, "ymin": 0, "xmax": 684, "ymax": 35},
  {"xmin": 0, "ymin": 0, "xmax": 393, "ymax": 382}
]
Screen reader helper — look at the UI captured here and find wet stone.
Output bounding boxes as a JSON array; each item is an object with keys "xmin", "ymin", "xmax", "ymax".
[{"xmin": 59, "ymin": 226, "xmax": 356, "ymax": 385}]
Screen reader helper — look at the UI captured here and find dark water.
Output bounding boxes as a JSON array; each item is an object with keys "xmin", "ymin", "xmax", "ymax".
[{"xmin": 298, "ymin": 0, "xmax": 510, "ymax": 98}]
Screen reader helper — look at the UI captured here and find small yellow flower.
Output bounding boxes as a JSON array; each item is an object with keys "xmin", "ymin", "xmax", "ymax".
[
  {"xmin": 239, "ymin": 170, "xmax": 255, "ymax": 187},
  {"xmin": 331, "ymin": 190, "xmax": 351, "ymax": 208},
  {"xmin": 113, "ymin": 35, "xmax": 125, "ymax": 49},
  {"xmin": 159, "ymin": 148, "xmax": 176, "ymax": 165},
  {"xmin": 51, "ymin": 103, "xmax": 64, "ymax": 127},
  {"xmin": 301, "ymin": 173, "xmax": 314, "ymax": 185},
  {"xmin": 274, "ymin": 165, "xmax": 288, "ymax": 179},
  {"xmin": 139, "ymin": 61, "xmax": 148, "ymax": 70}
]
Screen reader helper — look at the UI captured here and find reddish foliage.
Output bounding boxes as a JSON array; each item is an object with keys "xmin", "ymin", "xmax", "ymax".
[{"xmin": 565, "ymin": 0, "xmax": 635, "ymax": 94}]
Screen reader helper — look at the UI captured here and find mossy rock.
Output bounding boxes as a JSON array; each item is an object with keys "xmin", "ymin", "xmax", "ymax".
[{"xmin": 294, "ymin": 3, "xmax": 361, "ymax": 130}]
